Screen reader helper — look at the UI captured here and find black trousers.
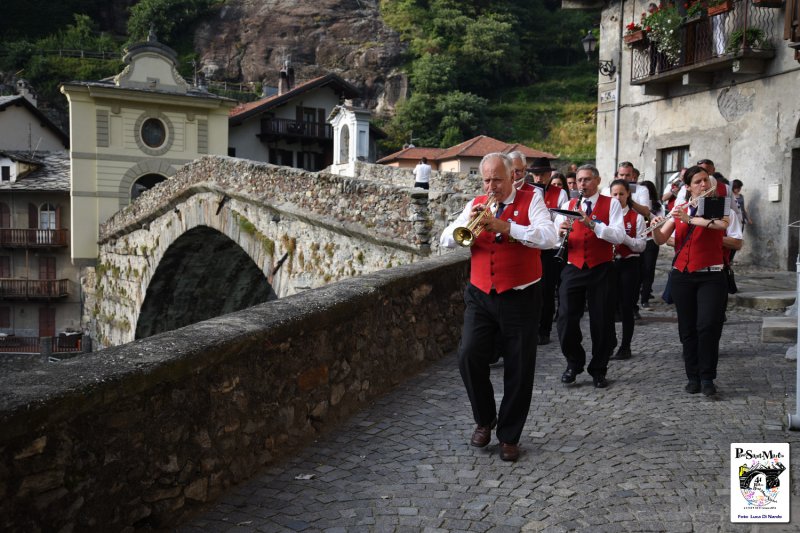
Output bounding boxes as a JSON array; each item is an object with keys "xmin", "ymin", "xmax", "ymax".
[
  {"xmin": 414, "ymin": 181, "xmax": 429, "ymax": 189},
  {"xmin": 557, "ymin": 262, "xmax": 614, "ymax": 377},
  {"xmin": 612, "ymin": 257, "xmax": 641, "ymax": 349},
  {"xmin": 639, "ymin": 240, "xmax": 659, "ymax": 304},
  {"xmin": 538, "ymin": 249, "xmax": 562, "ymax": 336},
  {"xmin": 458, "ymin": 282, "xmax": 541, "ymax": 445},
  {"xmin": 670, "ymin": 269, "xmax": 727, "ymax": 381}
]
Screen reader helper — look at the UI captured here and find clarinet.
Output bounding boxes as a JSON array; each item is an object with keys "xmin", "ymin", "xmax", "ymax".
[{"xmin": 554, "ymin": 190, "xmax": 583, "ymax": 263}]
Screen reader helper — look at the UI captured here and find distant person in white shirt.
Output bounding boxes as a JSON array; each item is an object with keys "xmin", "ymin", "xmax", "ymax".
[{"xmin": 413, "ymin": 157, "xmax": 432, "ymax": 190}]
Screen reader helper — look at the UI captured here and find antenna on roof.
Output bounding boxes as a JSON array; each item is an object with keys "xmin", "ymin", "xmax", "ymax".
[{"xmin": 30, "ymin": 137, "xmax": 42, "ymax": 160}]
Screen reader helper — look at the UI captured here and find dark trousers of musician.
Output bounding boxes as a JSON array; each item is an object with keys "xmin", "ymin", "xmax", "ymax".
[
  {"xmin": 557, "ymin": 262, "xmax": 614, "ymax": 377},
  {"xmin": 613, "ymin": 257, "xmax": 641, "ymax": 349},
  {"xmin": 639, "ymin": 240, "xmax": 659, "ymax": 305},
  {"xmin": 538, "ymin": 249, "xmax": 562, "ymax": 337},
  {"xmin": 670, "ymin": 270, "xmax": 727, "ymax": 381},
  {"xmin": 458, "ymin": 282, "xmax": 542, "ymax": 445}
]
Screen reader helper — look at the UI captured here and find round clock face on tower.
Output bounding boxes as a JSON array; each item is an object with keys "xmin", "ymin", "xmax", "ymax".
[{"xmin": 141, "ymin": 118, "xmax": 167, "ymax": 148}]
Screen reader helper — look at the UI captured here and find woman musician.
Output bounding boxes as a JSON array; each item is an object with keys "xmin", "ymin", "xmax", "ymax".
[
  {"xmin": 608, "ymin": 179, "xmax": 647, "ymax": 360},
  {"xmin": 650, "ymin": 166, "xmax": 730, "ymax": 396}
]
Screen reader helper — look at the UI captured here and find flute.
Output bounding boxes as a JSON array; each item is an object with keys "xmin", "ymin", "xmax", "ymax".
[{"xmin": 638, "ymin": 186, "xmax": 715, "ymax": 237}]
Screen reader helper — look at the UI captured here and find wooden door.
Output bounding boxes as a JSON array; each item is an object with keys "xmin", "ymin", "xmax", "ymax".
[{"xmin": 39, "ymin": 307, "xmax": 55, "ymax": 337}]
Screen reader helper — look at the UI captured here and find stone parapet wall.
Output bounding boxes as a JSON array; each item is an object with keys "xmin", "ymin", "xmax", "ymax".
[
  {"xmin": 0, "ymin": 253, "xmax": 469, "ymax": 532},
  {"xmin": 351, "ymin": 161, "xmax": 482, "ymax": 195},
  {"xmin": 101, "ymin": 156, "xmax": 427, "ymax": 249}
]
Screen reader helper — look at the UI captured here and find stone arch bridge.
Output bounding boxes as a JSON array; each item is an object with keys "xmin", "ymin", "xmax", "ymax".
[{"xmin": 88, "ymin": 156, "xmax": 470, "ymax": 348}]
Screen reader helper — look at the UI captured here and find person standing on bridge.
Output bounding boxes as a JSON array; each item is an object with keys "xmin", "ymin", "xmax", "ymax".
[
  {"xmin": 440, "ymin": 152, "xmax": 557, "ymax": 462},
  {"xmin": 413, "ymin": 157, "xmax": 431, "ymax": 190}
]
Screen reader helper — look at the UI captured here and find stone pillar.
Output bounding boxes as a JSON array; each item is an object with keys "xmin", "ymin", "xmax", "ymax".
[
  {"xmin": 411, "ymin": 190, "xmax": 431, "ymax": 252},
  {"xmin": 40, "ymin": 337, "xmax": 52, "ymax": 362},
  {"xmin": 82, "ymin": 335, "xmax": 93, "ymax": 353}
]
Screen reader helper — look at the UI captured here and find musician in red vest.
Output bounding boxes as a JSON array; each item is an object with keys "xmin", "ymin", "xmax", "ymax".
[
  {"xmin": 508, "ymin": 151, "xmax": 537, "ymax": 193},
  {"xmin": 528, "ymin": 156, "xmax": 568, "ymax": 345},
  {"xmin": 651, "ymin": 166, "xmax": 731, "ymax": 396},
  {"xmin": 552, "ymin": 164, "xmax": 625, "ymax": 388},
  {"xmin": 440, "ymin": 153, "xmax": 557, "ymax": 462}
]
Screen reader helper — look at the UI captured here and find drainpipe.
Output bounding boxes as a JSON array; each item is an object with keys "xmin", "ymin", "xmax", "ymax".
[{"xmin": 612, "ymin": 1, "xmax": 624, "ymax": 170}]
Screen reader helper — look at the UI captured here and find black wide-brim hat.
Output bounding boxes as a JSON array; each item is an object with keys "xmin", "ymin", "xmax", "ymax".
[{"xmin": 528, "ymin": 157, "xmax": 554, "ymax": 173}]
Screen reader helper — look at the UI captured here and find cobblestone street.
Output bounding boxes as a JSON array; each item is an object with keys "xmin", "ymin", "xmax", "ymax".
[{"xmin": 179, "ymin": 270, "xmax": 800, "ymax": 532}]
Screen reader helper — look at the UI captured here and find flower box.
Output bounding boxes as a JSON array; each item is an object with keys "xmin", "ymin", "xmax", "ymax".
[
  {"xmin": 707, "ymin": 0, "xmax": 734, "ymax": 15},
  {"xmin": 624, "ymin": 30, "xmax": 649, "ymax": 47}
]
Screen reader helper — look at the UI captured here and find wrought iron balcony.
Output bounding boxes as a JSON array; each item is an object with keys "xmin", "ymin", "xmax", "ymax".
[
  {"xmin": 0, "ymin": 228, "xmax": 69, "ymax": 248},
  {"xmin": 0, "ymin": 279, "xmax": 70, "ymax": 299},
  {"xmin": 630, "ymin": 0, "xmax": 782, "ymax": 87},
  {"xmin": 258, "ymin": 118, "xmax": 332, "ymax": 141}
]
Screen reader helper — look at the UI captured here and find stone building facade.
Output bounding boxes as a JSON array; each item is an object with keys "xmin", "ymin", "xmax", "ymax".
[{"xmin": 568, "ymin": 0, "xmax": 800, "ymax": 268}]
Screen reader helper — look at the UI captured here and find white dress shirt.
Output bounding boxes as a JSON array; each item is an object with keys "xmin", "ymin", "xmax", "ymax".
[
  {"xmin": 618, "ymin": 207, "xmax": 647, "ymax": 256},
  {"xmin": 441, "ymin": 188, "xmax": 558, "ymax": 250},
  {"xmin": 553, "ymin": 191, "xmax": 626, "ymax": 247}
]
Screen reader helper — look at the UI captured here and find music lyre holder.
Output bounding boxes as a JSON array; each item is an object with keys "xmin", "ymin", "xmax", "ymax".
[{"xmin": 788, "ymin": 220, "xmax": 800, "ymax": 430}]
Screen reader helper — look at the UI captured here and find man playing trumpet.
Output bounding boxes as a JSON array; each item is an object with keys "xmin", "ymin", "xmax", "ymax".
[{"xmin": 440, "ymin": 153, "xmax": 557, "ymax": 461}]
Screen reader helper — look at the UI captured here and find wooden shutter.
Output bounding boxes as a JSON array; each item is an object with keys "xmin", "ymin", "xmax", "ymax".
[
  {"xmin": 0, "ymin": 256, "xmax": 9, "ymax": 277},
  {"xmin": 295, "ymin": 106, "xmax": 303, "ymax": 122},
  {"xmin": 787, "ymin": 0, "xmax": 799, "ymax": 41},
  {"xmin": 0, "ymin": 307, "xmax": 10, "ymax": 328},
  {"xmin": 28, "ymin": 203, "xmax": 38, "ymax": 228},
  {"xmin": 39, "ymin": 307, "xmax": 55, "ymax": 337},
  {"xmin": 55, "ymin": 205, "xmax": 62, "ymax": 229},
  {"xmin": 0, "ymin": 203, "xmax": 9, "ymax": 227},
  {"xmin": 39, "ymin": 256, "xmax": 56, "ymax": 280}
]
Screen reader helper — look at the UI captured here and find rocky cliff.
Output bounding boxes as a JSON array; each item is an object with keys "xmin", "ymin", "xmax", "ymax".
[{"xmin": 194, "ymin": 0, "xmax": 407, "ymax": 116}]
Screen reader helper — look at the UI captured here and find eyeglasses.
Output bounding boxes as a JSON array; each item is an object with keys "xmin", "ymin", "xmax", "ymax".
[{"xmin": 513, "ymin": 169, "xmax": 525, "ymax": 174}]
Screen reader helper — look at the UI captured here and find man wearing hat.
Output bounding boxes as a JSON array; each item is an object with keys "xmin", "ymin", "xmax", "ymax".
[{"xmin": 529, "ymin": 157, "xmax": 568, "ymax": 346}]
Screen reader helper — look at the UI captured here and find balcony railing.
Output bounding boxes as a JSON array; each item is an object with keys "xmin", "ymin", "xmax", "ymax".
[
  {"xmin": 0, "ymin": 279, "xmax": 70, "ymax": 299},
  {"xmin": 0, "ymin": 334, "xmax": 83, "ymax": 354},
  {"xmin": 259, "ymin": 118, "xmax": 332, "ymax": 141},
  {"xmin": 0, "ymin": 228, "xmax": 69, "ymax": 248},
  {"xmin": 631, "ymin": 0, "xmax": 781, "ymax": 83}
]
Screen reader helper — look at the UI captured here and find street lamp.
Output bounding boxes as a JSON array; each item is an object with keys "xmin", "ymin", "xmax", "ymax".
[{"xmin": 581, "ymin": 31, "xmax": 616, "ymax": 78}]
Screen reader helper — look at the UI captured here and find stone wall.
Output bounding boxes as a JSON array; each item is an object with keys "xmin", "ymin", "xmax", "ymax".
[
  {"xmin": 0, "ymin": 252, "xmax": 470, "ymax": 532},
  {"xmin": 350, "ymin": 161, "xmax": 481, "ymax": 195}
]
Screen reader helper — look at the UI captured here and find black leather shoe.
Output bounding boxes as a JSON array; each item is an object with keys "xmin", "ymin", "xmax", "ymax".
[
  {"xmin": 499, "ymin": 442, "xmax": 520, "ymax": 462},
  {"xmin": 685, "ymin": 381, "xmax": 701, "ymax": 394},
  {"xmin": 470, "ymin": 419, "xmax": 497, "ymax": 448},
  {"xmin": 611, "ymin": 346, "xmax": 632, "ymax": 360},
  {"xmin": 538, "ymin": 333, "xmax": 550, "ymax": 346},
  {"xmin": 641, "ymin": 301, "xmax": 650, "ymax": 309},
  {"xmin": 593, "ymin": 375, "xmax": 608, "ymax": 388},
  {"xmin": 633, "ymin": 309, "xmax": 642, "ymax": 320},
  {"xmin": 561, "ymin": 367, "xmax": 578, "ymax": 384},
  {"xmin": 701, "ymin": 381, "xmax": 717, "ymax": 396}
]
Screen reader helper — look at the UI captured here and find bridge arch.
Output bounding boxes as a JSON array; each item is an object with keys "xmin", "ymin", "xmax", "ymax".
[{"xmin": 135, "ymin": 226, "xmax": 276, "ymax": 339}]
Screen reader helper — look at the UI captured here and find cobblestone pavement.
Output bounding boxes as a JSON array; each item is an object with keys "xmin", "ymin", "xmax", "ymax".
[{"xmin": 180, "ymin": 278, "xmax": 800, "ymax": 533}]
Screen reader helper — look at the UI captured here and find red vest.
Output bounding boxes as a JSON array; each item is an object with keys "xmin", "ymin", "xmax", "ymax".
[
  {"xmin": 567, "ymin": 194, "xmax": 614, "ymax": 268},
  {"xmin": 543, "ymin": 186, "xmax": 562, "ymax": 209},
  {"xmin": 616, "ymin": 208, "xmax": 640, "ymax": 258},
  {"xmin": 470, "ymin": 190, "xmax": 542, "ymax": 294},
  {"xmin": 673, "ymin": 181, "xmax": 728, "ymax": 271},
  {"xmin": 518, "ymin": 182, "xmax": 535, "ymax": 193}
]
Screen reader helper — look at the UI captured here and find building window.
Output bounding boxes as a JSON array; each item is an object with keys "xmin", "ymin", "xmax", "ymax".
[
  {"xmin": 0, "ymin": 307, "xmax": 9, "ymax": 328},
  {"xmin": 658, "ymin": 146, "xmax": 690, "ymax": 192},
  {"xmin": 0, "ymin": 256, "xmax": 9, "ymax": 277},
  {"xmin": 131, "ymin": 174, "xmax": 167, "ymax": 201},
  {"xmin": 469, "ymin": 167, "xmax": 479, "ymax": 177},
  {"xmin": 141, "ymin": 118, "xmax": 167, "ymax": 148},
  {"xmin": 1, "ymin": 166, "xmax": 10, "ymax": 181},
  {"xmin": 0, "ymin": 203, "xmax": 9, "ymax": 227},
  {"xmin": 39, "ymin": 203, "xmax": 56, "ymax": 230}
]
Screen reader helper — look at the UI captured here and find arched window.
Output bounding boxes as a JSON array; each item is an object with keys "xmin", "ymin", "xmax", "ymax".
[
  {"xmin": 339, "ymin": 125, "xmax": 350, "ymax": 164},
  {"xmin": 131, "ymin": 174, "xmax": 168, "ymax": 201},
  {"xmin": 39, "ymin": 203, "xmax": 56, "ymax": 230}
]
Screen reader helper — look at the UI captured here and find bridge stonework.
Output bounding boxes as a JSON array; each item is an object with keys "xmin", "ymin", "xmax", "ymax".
[{"xmin": 89, "ymin": 156, "xmax": 465, "ymax": 347}]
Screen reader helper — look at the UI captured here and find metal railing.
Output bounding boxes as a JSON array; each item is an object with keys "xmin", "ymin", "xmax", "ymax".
[
  {"xmin": 259, "ymin": 118, "xmax": 333, "ymax": 140},
  {"xmin": 631, "ymin": 0, "xmax": 781, "ymax": 81},
  {"xmin": 0, "ymin": 334, "xmax": 83, "ymax": 354},
  {"xmin": 0, "ymin": 228, "xmax": 69, "ymax": 247},
  {"xmin": 0, "ymin": 279, "xmax": 70, "ymax": 299}
]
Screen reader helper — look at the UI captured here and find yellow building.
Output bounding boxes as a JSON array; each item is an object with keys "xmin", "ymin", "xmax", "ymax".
[{"xmin": 60, "ymin": 33, "xmax": 236, "ymax": 266}]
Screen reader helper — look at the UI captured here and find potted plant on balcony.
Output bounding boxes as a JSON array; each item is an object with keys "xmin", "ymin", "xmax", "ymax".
[
  {"xmin": 725, "ymin": 27, "xmax": 769, "ymax": 52},
  {"xmin": 684, "ymin": 0, "xmax": 707, "ymax": 22},
  {"xmin": 643, "ymin": 3, "xmax": 683, "ymax": 64},
  {"xmin": 707, "ymin": 0, "xmax": 734, "ymax": 16},
  {"xmin": 624, "ymin": 21, "xmax": 649, "ymax": 47}
]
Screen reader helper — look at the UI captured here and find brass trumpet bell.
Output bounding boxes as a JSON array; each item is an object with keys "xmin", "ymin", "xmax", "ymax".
[{"xmin": 452, "ymin": 193, "xmax": 498, "ymax": 247}]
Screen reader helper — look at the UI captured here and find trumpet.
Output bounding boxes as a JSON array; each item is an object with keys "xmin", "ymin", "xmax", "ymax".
[
  {"xmin": 553, "ymin": 190, "xmax": 583, "ymax": 263},
  {"xmin": 638, "ymin": 186, "xmax": 715, "ymax": 237},
  {"xmin": 453, "ymin": 192, "xmax": 499, "ymax": 247}
]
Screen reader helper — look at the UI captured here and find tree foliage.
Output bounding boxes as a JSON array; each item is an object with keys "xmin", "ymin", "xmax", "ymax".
[
  {"xmin": 379, "ymin": 0, "xmax": 599, "ymax": 152},
  {"xmin": 126, "ymin": 0, "xmax": 219, "ymax": 47}
]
